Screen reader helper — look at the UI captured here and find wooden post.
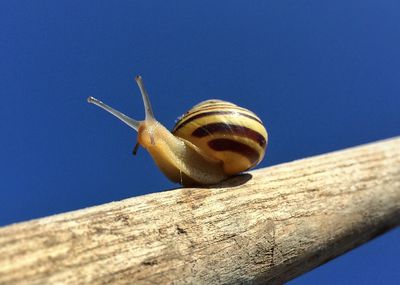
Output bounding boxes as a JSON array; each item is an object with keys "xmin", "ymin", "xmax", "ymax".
[{"xmin": 1, "ymin": 137, "xmax": 399, "ymax": 285}]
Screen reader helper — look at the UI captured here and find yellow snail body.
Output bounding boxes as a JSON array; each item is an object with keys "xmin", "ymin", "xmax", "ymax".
[{"xmin": 88, "ymin": 76, "xmax": 268, "ymax": 186}]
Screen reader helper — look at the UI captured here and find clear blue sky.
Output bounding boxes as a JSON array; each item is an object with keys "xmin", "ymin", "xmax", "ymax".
[{"xmin": 1, "ymin": 1, "xmax": 399, "ymax": 283}]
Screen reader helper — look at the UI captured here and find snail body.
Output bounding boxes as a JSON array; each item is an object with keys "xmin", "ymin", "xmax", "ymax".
[{"xmin": 88, "ymin": 76, "xmax": 268, "ymax": 186}]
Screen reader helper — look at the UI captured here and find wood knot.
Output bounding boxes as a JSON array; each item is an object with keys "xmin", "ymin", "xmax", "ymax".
[
  {"xmin": 142, "ymin": 259, "xmax": 158, "ymax": 266},
  {"xmin": 176, "ymin": 225, "xmax": 187, "ymax": 235}
]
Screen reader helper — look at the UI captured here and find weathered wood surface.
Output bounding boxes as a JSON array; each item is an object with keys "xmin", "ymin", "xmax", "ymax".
[{"xmin": 1, "ymin": 137, "xmax": 399, "ymax": 285}]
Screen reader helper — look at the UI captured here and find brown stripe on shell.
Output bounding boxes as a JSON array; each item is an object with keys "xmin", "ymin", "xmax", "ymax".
[
  {"xmin": 173, "ymin": 110, "xmax": 263, "ymax": 133},
  {"xmin": 175, "ymin": 104, "xmax": 243, "ymax": 122},
  {"xmin": 208, "ymin": 138, "xmax": 260, "ymax": 165},
  {"xmin": 191, "ymin": 123, "xmax": 266, "ymax": 147}
]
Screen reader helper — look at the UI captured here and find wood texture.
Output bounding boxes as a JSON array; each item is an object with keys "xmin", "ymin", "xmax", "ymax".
[{"xmin": 1, "ymin": 137, "xmax": 400, "ymax": 285}]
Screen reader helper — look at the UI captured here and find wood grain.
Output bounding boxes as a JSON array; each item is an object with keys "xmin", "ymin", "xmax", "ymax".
[{"xmin": 1, "ymin": 137, "xmax": 399, "ymax": 285}]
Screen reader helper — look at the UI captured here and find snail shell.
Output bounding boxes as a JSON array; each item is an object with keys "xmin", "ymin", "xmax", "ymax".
[{"xmin": 172, "ymin": 99, "xmax": 268, "ymax": 175}]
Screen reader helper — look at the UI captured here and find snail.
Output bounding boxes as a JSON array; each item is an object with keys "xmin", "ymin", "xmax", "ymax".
[{"xmin": 88, "ymin": 76, "xmax": 268, "ymax": 186}]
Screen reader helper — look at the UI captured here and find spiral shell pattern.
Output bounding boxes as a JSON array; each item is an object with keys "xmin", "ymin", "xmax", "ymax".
[{"xmin": 172, "ymin": 99, "xmax": 268, "ymax": 175}]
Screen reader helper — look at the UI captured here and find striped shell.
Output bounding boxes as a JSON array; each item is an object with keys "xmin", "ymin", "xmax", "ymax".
[{"xmin": 172, "ymin": 99, "xmax": 268, "ymax": 175}]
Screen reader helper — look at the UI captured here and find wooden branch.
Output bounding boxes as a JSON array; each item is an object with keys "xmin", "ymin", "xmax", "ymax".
[{"xmin": 1, "ymin": 137, "xmax": 400, "ymax": 285}]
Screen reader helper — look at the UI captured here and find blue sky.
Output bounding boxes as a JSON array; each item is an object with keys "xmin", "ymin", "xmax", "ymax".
[{"xmin": 1, "ymin": 1, "xmax": 399, "ymax": 283}]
